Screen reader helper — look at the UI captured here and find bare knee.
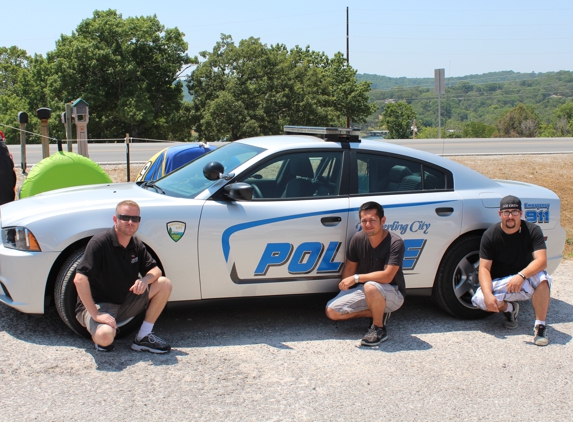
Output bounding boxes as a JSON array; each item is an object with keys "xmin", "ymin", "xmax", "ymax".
[
  {"xmin": 325, "ymin": 307, "xmax": 342, "ymax": 321},
  {"xmin": 158, "ymin": 276, "xmax": 172, "ymax": 293},
  {"xmin": 93, "ymin": 324, "xmax": 115, "ymax": 346}
]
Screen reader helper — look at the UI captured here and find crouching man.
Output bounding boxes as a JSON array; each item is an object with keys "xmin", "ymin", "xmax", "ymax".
[
  {"xmin": 325, "ymin": 201, "xmax": 405, "ymax": 346},
  {"xmin": 74, "ymin": 200, "xmax": 172, "ymax": 353},
  {"xmin": 472, "ymin": 195, "xmax": 551, "ymax": 346}
]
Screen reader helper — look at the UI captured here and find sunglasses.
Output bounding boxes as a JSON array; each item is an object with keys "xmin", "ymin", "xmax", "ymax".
[{"xmin": 117, "ymin": 214, "xmax": 141, "ymax": 223}]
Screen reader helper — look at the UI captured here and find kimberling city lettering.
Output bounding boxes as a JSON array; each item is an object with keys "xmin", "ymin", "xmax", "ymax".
[
  {"xmin": 384, "ymin": 220, "xmax": 431, "ymax": 235},
  {"xmin": 524, "ymin": 203, "xmax": 550, "ymax": 209}
]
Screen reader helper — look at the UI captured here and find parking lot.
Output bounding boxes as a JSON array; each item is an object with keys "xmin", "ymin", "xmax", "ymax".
[{"xmin": 0, "ymin": 261, "xmax": 572, "ymax": 421}]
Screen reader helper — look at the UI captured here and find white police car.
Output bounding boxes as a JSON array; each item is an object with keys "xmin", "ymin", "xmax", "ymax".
[{"xmin": 0, "ymin": 127, "xmax": 566, "ymax": 336}]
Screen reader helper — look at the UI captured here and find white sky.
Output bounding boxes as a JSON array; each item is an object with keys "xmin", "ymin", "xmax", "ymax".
[{"xmin": 1, "ymin": 0, "xmax": 572, "ymax": 78}]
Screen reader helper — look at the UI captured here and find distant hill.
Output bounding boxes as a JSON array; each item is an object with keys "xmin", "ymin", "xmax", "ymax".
[
  {"xmin": 357, "ymin": 70, "xmax": 573, "ymax": 131},
  {"xmin": 356, "ymin": 71, "xmax": 547, "ymax": 90}
]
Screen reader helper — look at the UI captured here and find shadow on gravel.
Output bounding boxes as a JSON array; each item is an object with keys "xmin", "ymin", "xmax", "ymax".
[
  {"xmin": 85, "ymin": 347, "xmax": 189, "ymax": 372},
  {"xmin": 1, "ymin": 292, "xmax": 571, "ymax": 359}
]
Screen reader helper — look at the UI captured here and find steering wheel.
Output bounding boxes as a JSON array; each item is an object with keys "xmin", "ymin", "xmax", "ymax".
[{"xmin": 251, "ymin": 184, "xmax": 263, "ymax": 199}]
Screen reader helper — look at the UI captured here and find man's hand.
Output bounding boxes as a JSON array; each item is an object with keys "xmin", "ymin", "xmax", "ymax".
[
  {"xmin": 339, "ymin": 276, "xmax": 356, "ymax": 291},
  {"xmin": 92, "ymin": 312, "xmax": 117, "ymax": 329},
  {"xmin": 129, "ymin": 278, "xmax": 148, "ymax": 295},
  {"xmin": 483, "ymin": 293, "xmax": 499, "ymax": 313},
  {"xmin": 506, "ymin": 274, "xmax": 525, "ymax": 293}
]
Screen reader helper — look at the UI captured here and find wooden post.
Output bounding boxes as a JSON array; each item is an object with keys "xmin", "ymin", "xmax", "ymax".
[
  {"xmin": 125, "ymin": 133, "xmax": 131, "ymax": 182},
  {"xmin": 36, "ymin": 108, "xmax": 52, "ymax": 159}
]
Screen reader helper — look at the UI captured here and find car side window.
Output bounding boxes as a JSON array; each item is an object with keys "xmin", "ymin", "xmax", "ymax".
[
  {"xmin": 356, "ymin": 152, "xmax": 446, "ymax": 194},
  {"xmin": 239, "ymin": 151, "xmax": 343, "ymax": 199}
]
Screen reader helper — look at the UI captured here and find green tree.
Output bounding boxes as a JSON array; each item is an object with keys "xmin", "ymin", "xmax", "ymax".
[
  {"xmin": 379, "ymin": 102, "xmax": 416, "ymax": 139},
  {"xmin": 0, "ymin": 46, "xmax": 33, "ymax": 144},
  {"xmin": 187, "ymin": 34, "xmax": 376, "ymax": 142},
  {"xmin": 43, "ymin": 9, "xmax": 196, "ymax": 140},
  {"xmin": 555, "ymin": 101, "xmax": 573, "ymax": 135},
  {"xmin": 496, "ymin": 103, "xmax": 540, "ymax": 137},
  {"xmin": 462, "ymin": 121, "xmax": 496, "ymax": 138}
]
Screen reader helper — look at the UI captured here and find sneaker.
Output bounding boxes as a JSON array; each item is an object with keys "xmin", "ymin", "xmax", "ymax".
[
  {"xmin": 366, "ymin": 313, "xmax": 391, "ymax": 329},
  {"xmin": 533, "ymin": 324, "xmax": 549, "ymax": 346},
  {"xmin": 360, "ymin": 324, "xmax": 388, "ymax": 347},
  {"xmin": 131, "ymin": 333, "xmax": 171, "ymax": 354},
  {"xmin": 503, "ymin": 301, "xmax": 520, "ymax": 329},
  {"xmin": 94, "ymin": 342, "xmax": 115, "ymax": 352}
]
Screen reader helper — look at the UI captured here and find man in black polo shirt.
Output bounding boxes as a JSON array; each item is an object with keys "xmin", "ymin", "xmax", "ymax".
[
  {"xmin": 74, "ymin": 200, "xmax": 172, "ymax": 353},
  {"xmin": 471, "ymin": 195, "xmax": 551, "ymax": 346}
]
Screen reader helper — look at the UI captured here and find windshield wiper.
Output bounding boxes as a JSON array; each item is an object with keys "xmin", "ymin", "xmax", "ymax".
[{"xmin": 140, "ymin": 180, "xmax": 165, "ymax": 195}]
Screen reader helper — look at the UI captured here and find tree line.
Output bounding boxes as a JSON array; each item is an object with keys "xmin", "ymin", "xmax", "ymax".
[
  {"xmin": 0, "ymin": 9, "xmax": 374, "ymax": 144},
  {"xmin": 2, "ymin": 9, "xmax": 573, "ymax": 144}
]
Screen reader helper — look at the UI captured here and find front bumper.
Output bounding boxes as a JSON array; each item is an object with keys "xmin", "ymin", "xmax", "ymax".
[{"xmin": 0, "ymin": 245, "xmax": 59, "ymax": 314}]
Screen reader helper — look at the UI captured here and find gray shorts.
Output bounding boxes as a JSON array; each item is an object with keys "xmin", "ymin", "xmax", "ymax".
[
  {"xmin": 326, "ymin": 282, "xmax": 404, "ymax": 314},
  {"xmin": 471, "ymin": 270, "xmax": 551, "ymax": 310},
  {"xmin": 76, "ymin": 291, "xmax": 149, "ymax": 337}
]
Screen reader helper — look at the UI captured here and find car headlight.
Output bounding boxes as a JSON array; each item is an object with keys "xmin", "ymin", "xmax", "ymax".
[{"xmin": 1, "ymin": 227, "xmax": 41, "ymax": 251}]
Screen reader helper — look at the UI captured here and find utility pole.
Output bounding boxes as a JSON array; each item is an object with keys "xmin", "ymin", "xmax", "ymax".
[
  {"xmin": 434, "ymin": 69, "xmax": 445, "ymax": 139},
  {"xmin": 346, "ymin": 6, "xmax": 350, "ymax": 128}
]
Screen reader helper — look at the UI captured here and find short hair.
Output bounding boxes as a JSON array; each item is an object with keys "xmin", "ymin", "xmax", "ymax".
[
  {"xmin": 359, "ymin": 201, "xmax": 384, "ymax": 219},
  {"xmin": 116, "ymin": 200, "xmax": 140, "ymax": 214}
]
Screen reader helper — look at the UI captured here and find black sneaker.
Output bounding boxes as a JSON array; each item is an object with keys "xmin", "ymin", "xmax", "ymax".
[
  {"xmin": 94, "ymin": 342, "xmax": 115, "ymax": 352},
  {"xmin": 503, "ymin": 301, "xmax": 520, "ymax": 329},
  {"xmin": 534, "ymin": 324, "xmax": 549, "ymax": 346},
  {"xmin": 131, "ymin": 333, "xmax": 171, "ymax": 354},
  {"xmin": 360, "ymin": 324, "xmax": 388, "ymax": 347}
]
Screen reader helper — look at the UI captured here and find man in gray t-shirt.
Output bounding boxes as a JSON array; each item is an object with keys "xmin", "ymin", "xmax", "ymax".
[{"xmin": 326, "ymin": 201, "xmax": 405, "ymax": 346}]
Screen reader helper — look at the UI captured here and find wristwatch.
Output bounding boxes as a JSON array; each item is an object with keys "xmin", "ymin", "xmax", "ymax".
[{"xmin": 354, "ymin": 274, "xmax": 360, "ymax": 284}]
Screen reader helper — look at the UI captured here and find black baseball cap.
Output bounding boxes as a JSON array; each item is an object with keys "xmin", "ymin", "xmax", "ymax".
[{"xmin": 500, "ymin": 195, "xmax": 522, "ymax": 211}]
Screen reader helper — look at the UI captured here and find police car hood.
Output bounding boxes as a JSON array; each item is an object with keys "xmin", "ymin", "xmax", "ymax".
[{"xmin": 0, "ymin": 182, "xmax": 158, "ymax": 227}]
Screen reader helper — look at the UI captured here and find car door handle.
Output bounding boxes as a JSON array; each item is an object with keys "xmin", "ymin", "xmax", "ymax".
[
  {"xmin": 321, "ymin": 216, "xmax": 342, "ymax": 226},
  {"xmin": 435, "ymin": 207, "xmax": 454, "ymax": 217}
]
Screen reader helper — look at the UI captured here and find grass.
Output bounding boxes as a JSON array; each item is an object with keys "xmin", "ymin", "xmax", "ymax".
[{"xmin": 14, "ymin": 154, "xmax": 573, "ymax": 259}]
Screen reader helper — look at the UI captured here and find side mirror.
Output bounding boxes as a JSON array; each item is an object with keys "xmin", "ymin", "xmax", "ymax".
[
  {"xmin": 203, "ymin": 161, "xmax": 225, "ymax": 181},
  {"xmin": 224, "ymin": 183, "xmax": 253, "ymax": 201}
]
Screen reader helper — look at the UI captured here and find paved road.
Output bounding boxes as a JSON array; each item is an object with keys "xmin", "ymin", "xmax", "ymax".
[
  {"xmin": 0, "ymin": 261, "xmax": 571, "ymax": 420},
  {"xmin": 7, "ymin": 136, "xmax": 573, "ymax": 168}
]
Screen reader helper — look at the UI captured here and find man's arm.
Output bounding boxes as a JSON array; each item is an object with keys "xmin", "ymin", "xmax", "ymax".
[
  {"xmin": 338, "ymin": 260, "xmax": 359, "ymax": 291},
  {"xmin": 506, "ymin": 249, "xmax": 547, "ymax": 293},
  {"xmin": 74, "ymin": 273, "xmax": 117, "ymax": 329},
  {"xmin": 478, "ymin": 258, "xmax": 499, "ymax": 312},
  {"xmin": 129, "ymin": 266, "xmax": 162, "ymax": 295},
  {"xmin": 354, "ymin": 265, "xmax": 400, "ymax": 285}
]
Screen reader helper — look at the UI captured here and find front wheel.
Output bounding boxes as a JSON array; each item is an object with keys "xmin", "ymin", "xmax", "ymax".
[
  {"xmin": 432, "ymin": 235, "xmax": 490, "ymax": 319},
  {"xmin": 54, "ymin": 248, "xmax": 143, "ymax": 338}
]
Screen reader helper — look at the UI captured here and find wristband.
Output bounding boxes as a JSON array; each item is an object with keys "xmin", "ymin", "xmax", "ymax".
[
  {"xmin": 517, "ymin": 272, "xmax": 526, "ymax": 280},
  {"xmin": 354, "ymin": 274, "xmax": 360, "ymax": 284}
]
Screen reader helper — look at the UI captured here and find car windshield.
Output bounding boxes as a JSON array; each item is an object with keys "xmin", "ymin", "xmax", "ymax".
[{"xmin": 152, "ymin": 142, "xmax": 264, "ymax": 198}]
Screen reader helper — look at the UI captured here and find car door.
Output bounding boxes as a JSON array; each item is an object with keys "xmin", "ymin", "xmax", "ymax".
[
  {"xmin": 347, "ymin": 151, "xmax": 463, "ymax": 291},
  {"xmin": 198, "ymin": 149, "xmax": 350, "ymax": 299}
]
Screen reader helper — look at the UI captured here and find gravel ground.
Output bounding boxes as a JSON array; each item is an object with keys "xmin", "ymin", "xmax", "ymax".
[{"xmin": 0, "ymin": 261, "xmax": 572, "ymax": 421}]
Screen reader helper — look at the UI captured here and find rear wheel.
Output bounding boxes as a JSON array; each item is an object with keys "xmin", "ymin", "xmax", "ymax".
[
  {"xmin": 54, "ymin": 248, "xmax": 143, "ymax": 338},
  {"xmin": 432, "ymin": 235, "xmax": 490, "ymax": 319}
]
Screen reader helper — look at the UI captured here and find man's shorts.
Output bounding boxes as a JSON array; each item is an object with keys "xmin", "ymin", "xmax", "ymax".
[
  {"xmin": 326, "ymin": 282, "xmax": 404, "ymax": 314},
  {"xmin": 471, "ymin": 270, "xmax": 551, "ymax": 310},
  {"xmin": 76, "ymin": 291, "xmax": 149, "ymax": 337}
]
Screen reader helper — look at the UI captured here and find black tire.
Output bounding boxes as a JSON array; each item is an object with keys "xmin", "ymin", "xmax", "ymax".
[
  {"xmin": 432, "ymin": 234, "xmax": 490, "ymax": 319},
  {"xmin": 54, "ymin": 248, "xmax": 144, "ymax": 338}
]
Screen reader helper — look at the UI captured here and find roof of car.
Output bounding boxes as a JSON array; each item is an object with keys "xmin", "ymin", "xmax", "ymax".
[{"xmin": 236, "ymin": 134, "xmax": 498, "ymax": 190}]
